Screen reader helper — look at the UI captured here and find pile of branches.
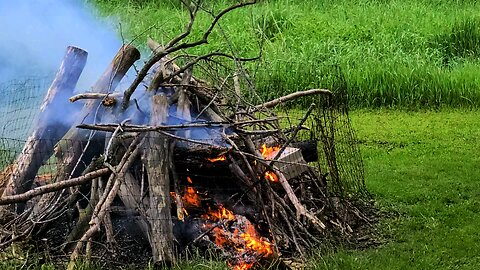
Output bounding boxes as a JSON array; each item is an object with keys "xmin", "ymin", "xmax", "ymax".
[{"xmin": 0, "ymin": 1, "xmax": 370, "ymax": 269}]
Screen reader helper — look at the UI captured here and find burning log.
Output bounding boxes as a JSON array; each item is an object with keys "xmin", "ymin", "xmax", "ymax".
[{"xmin": 0, "ymin": 46, "xmax": 88, "ymax": 219}]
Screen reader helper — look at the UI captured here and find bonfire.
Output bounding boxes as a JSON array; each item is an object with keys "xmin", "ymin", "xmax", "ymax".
[{"xmin": 0, "ymin": 1, "xmax": 370, "ymax": 269}]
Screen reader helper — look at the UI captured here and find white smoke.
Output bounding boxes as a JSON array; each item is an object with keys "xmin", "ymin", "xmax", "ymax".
[{"xmin": 0, "ymin": 0, "xmax": 122, "ymax": 89}]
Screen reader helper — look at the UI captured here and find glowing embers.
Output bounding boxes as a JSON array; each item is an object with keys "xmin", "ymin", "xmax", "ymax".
[
  {"xmin": 207, "ymin": 155, "xmax": 227, "ymax": 163},
  {"xmin": 264, "ymin": 171, "xmax": 278, "ymax": 182},
  {"xmin": 183, "ymin": 186, "xmax": 201, "ymax": 208},
  {"xmin": 174, "ymin": 176, "xmax": 275, "ymax": 269},
  {"xmin": 202, "ymin": 205, "xmax": 274, "ymax": 270}
]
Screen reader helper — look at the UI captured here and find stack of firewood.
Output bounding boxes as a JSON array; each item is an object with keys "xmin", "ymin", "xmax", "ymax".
[{"xmin": 0, "ymin": 1, "xmax": 366, "ymax": 269}]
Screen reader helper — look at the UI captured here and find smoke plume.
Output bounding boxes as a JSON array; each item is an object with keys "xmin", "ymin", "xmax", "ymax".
[
  {"xmin": 0, "ymin": 0, "xmax": 121, "ymax": 89},
  {"xmin": 0, "ymin": 0, "xmax": 124, "ymax": 140}
]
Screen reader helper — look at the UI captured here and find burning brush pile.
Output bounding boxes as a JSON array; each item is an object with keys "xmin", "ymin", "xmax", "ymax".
[{"xmin": 0, "ymin": 1, "xmax": 370, "ymax": 269}]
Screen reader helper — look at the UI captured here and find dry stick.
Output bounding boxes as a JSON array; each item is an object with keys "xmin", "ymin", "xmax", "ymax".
[
  {"xmin": 195, "ymin": 91, "xmax": 219, "ymax": 121},
  {"xmin": 276, "ymin": 201, "xmax": 305, "ymax": 258},
  {"xmin": 274, "ymin": 170, "xmax": 325, "ymax": 230},
  {"xmin": 121, "ymin": 1, "xmax": 257, "ymax": 110},
  {"xmin": 224, "ymin": 135, "xmax": 277, "ymax": 258},
  {"xmin": 161, "ymin": 52, "xmax": 258, "ymax": 87},
  {"xmin": 77, "ymin": 122, "xmax": 227, "ymax": 132},
  {"xmin": 0, "ymin": 168, "xmax": 110, "ymax": 205},
  {"xmin": 76, "ymin": 116, "xmax": 280, "ymax": 133},
  {"xmin": 159, "ymin": 83, "xmax": 214, "ymax": 90},
  {"xmin": 31, "ymin": 46, "xmax": 140, "ymax": 220},
  {"xmin": 243, "ymin": 137, "xmax": 326, "ymax": 230},
  {"xmin": 175, "ymin": 66, "xmax": 193, "ymax": 139},
  {"xmin": 103, "ymin": 213, "xmax": 115, "ymax": 244},
  {"xmin": 0, "ymin": 46, "xmax": 88, "ymax": 217},
  {"xmin": 229, "ymin": 159, "xmax": 258, "ymax": 205},
  {"xmin": 148, "ymin": 38, "xmax": 224, "ymax": 120},
  {"xmin": 254, "ymin": 89, "xmax": 332, "ymax": 110},
  {"xmin": 69, "ymin": 138, "xmax": 142, "ymax": 265},
  {"xmin": 118, "ymin": 172, "xmax": 150, "ymax": 216},
  {"xmin": 269, "ymin": 103, "xmax": 315, "ymax": 167},
  {"xmin": 64, "ymin": 137, "xmax": 141, "ymax": 253},
  {"xmin": 170, "ymin": 143, "xmax": 185, "ymax": 222},
  {"xmin": 155, "ymin": 130, "xmax": 228, "ymax": 149},
  {"xmin": 235, "ymin": 129, "xmax": 279, "ymax": 135},
  {"xmin": 40, "ymin": 46, "xmax": 141, "ymax": 224},
  {"xmin": 93, "ymin": 135, "xmax": 143, "ymax": 219},
  {"xmin": 233, "ymin": 72, "xmax": 241, "ymax": 119},
  {"xmin": 69, "ymin": 93, "xmax": 121, "ymax": 103},
  {"xmin": 270, "ymin": 189, "xmax": 323, "ymax": 245}
]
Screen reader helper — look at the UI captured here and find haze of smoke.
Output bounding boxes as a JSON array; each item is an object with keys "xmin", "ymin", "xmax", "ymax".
[
  {"xmin": 0, "ymin": 0, "xmax": 123, "ymax": 139},
  {"xmin": 0, "ymin": 0, "xmax": 122, "ymax": 89}
]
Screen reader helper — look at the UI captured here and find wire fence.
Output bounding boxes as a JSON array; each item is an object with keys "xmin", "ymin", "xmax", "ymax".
[{"xmin": 0, "ymin": 76, "xmax": 368, "ymax": 267}]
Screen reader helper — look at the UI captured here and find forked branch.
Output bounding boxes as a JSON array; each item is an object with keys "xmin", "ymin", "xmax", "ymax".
[{"xmin": 121, "ymin": 0, "xmax": 256, "ymax": 110}]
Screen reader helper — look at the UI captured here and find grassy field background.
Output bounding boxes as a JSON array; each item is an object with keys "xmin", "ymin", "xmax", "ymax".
[
  {"xmin": 91, "ymin": 0, "xmax": 480, "ymax": 109},
  {"xmin": 312, "ymin": 110, "xmax": 480, "ymax": 269}
]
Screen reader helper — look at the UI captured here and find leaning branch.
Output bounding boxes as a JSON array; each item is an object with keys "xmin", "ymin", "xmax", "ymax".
[
  {"xmin": 120, "ymin": 0, "xmax": 256, "ymax": 110},
  {"xmin": 0, "ymin": 168, "xmax": 110, "ymax": 205},
  {"xmin": 255, "ymin": 89, "xmax": 332, "ymax": 110},
  {"xmin": 69, "ymin": 93, "xmax": 121, "ymax": 103}
]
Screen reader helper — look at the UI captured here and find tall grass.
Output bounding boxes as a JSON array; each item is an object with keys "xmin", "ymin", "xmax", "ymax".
[{"xmin": 91, "ymin": 0, "xmax": 480, "ymax": 108}]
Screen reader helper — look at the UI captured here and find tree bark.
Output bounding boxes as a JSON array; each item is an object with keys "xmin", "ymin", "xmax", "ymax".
[
  {"xmin": 31, "ymin": 45, "xmax": 140, "ymax": 218},
  {"xmin": 0, "ymin": 46, "xmax": 88, "ymax": 217},
  {"xmin": 55, "ymin": 44, "xmax": 141, "ymax": 181},
  {"xmin": 143, "ymin": 94, "xmax": 175, "ymax": 264}
]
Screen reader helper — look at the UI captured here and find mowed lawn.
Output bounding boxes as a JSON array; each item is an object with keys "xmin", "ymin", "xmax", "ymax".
[{"xmin": 311, "ymin": 110, "xmax": 480, "ymax": 270}]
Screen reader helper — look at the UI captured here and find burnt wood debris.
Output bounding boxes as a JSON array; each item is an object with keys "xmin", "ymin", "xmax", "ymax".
[{"xmin": 0, "ymin": 1, "xmax": 371, "ymax": 269}]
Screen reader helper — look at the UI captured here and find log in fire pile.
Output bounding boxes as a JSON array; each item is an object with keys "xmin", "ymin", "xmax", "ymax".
[{"xmin": 0, "ymin": 1, "xmax": 370, "ymax": 269}]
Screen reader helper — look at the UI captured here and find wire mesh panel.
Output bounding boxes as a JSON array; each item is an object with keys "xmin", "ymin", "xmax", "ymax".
[
  {"xmin": 0, "ymin": 72, "xmax": 369, "ymax": 268},
  {"xmin": 0, "ymin": 77, "xmax": 51, "ymax": 141}
]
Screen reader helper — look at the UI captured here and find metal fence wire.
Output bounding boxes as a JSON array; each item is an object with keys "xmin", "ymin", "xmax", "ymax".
[{"xmin": 0, "ymin": 77, "xmax": 368, "ymax": 267}]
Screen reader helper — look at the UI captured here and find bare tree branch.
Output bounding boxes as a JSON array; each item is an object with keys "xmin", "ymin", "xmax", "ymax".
[
  {"xmin": 0, "ymin": 168, "xmax": 110, "ymax": 205},
  {"xmin": 121, "ymin": 0, "xmax": 256, "ymax": 110},
  {"xmin": 255, "ymin": 89, "xmax": 333, "ymax": 110}
]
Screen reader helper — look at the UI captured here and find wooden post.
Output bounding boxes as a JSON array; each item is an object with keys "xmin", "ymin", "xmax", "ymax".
[
  {"xmin": 143, "ymin": 94, "xmax": 175, "ymax": 264},
  {"xmin": 55, "ymin": 44, "xmax": 141, "ymax": 181},
  {"xmin": 0, "ymin": 46, "xmax": 88, "ymax": 216},
  {"xmin": 31, "ymin": 45, "xmax": 140, "ymax": 218}
]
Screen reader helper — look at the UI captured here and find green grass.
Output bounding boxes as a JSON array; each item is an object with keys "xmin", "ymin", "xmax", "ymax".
[
  {"xmin": 2, "ymin": 110, "xmax": 478, "ymax": 270},
  {"xmin": 90, "ymin": 0, "xmax": 480, "ymax": 108},
  {"xmin": 309, "ymin": 110, "xmax": 480, "ymax": 269}
]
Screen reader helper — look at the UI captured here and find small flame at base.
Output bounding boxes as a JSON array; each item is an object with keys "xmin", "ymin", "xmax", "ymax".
[
  {"xmin": 233, "ymin": 262, "xmax": 254, "ymax": 270},
  {"xmin": 202, "ymin": 205, "xmax": 274, "ymax": 270}
]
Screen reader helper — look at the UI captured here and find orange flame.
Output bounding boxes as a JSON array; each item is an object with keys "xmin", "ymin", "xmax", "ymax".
[
  {"xmin": 203, "ymin": 206, "xmax": 274, "ymax": 270},
  {"xmin": 260, "ymin": 143, "xmax": 280, "ymax": 160},
  {"xmin": 204, "ymin": 205, "xmax": 236, "ymax": 221},
  {"xmin": 260, "ymin": 144, "xmax": 280, "ymax": 183},
  {"xmin": 264, "ymin": 171, "xmax": 278, "ymax": 182},
  {"xmin": 183, "ymin": 186, "xmax": 201, "ymax": 208},
  {"xmin": 241, "ymin": 222, "xmax": 273, "ymax": 257},
  {"xmin": 208, "ymin": 155, "xmax": 227, "ymax": 162},
  {"xmin": 187, "ymin": 176, "xmax": 193, "ymax": 184}
]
